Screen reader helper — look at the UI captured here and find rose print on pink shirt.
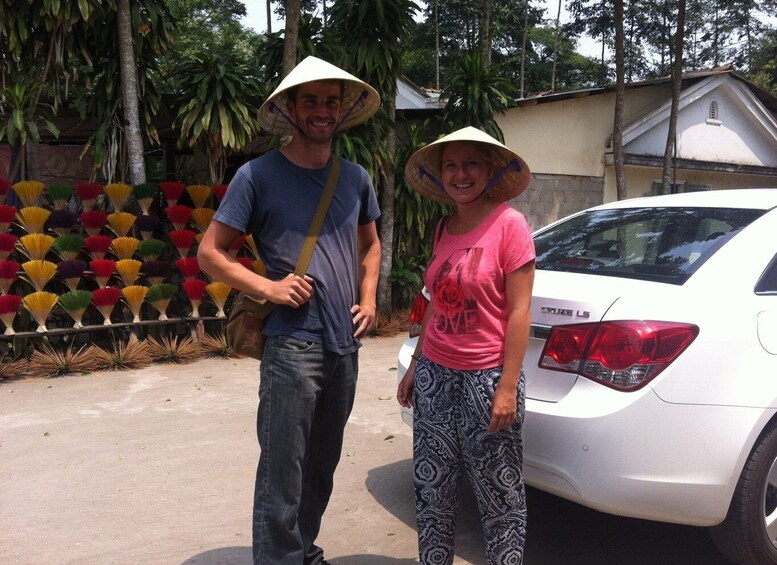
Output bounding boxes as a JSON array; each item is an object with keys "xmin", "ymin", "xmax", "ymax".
[{"xmin": 435, "ymin": 278, "xmax": 465, "ymax": 317}]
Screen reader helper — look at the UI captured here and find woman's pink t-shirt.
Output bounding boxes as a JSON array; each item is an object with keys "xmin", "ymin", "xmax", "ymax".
[{"xmin": 422, "ymin": 203, "xmax": 535, "ymax": 370}]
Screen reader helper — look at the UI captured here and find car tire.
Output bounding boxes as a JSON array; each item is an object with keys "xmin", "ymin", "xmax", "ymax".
[{"xmin": 710, "ymin": 419, "xmax": 777, "ymax": 564}]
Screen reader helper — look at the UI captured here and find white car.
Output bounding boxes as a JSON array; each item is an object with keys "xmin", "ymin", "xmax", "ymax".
[{"xmin": 397, "ymin": 189, "xmax": 777, "ymax": 564}]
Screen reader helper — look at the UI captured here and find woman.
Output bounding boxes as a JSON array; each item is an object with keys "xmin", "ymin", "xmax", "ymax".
[{"xmin": 397, "ymin": 126, "xmax": 535, "ymax": 565}]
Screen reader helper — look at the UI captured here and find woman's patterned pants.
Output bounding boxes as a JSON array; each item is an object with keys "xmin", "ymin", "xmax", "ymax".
[{"xmin": 413, "ymin": 355, "xmax": 527, "ymax": 565}]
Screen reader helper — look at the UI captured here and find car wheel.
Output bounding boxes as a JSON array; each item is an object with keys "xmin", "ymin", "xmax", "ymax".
[{"xmin": 710, "ymin": 419, "xmax": 777, "ymax": 564}]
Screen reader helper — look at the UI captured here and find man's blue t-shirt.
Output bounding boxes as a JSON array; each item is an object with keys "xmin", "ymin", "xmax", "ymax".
[{"xmin": 213, "ymin": 149, "xmax": 380, "ymax": 354}]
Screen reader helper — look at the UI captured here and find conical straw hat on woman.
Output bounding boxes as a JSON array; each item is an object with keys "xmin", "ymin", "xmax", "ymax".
[{"xmin": 404, "ymin": 126, "xmax": 531, "ymax": 206}]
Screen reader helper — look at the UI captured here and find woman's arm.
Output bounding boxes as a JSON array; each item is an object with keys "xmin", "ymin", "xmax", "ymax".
[{"xmin": 488, "ymin": 259, "xmax": 535, "ymax": 432}]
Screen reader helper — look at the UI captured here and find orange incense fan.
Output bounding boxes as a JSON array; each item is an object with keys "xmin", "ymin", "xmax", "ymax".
[
  {"xmin": 21, "ymin": 291, "xmax": 59, "ymax": 332},
  {"xmin": 160, "ymin": 181, "xmax": 185, "ymax": 206},
  {"xmin": 74, "ymin": 182, "xmax": 103, "ymax": 210},
  {"xmin": 0, "ymin": 293, "xmax": 22, "ymax": 334},
  {"xmin": 20, "ymin": 260, "xmax": 57, "ymax": 291},
  {"xmin": 0, "ymin": 260, "xmax": 20, "ymax": 294},
  {"xmin": 107, "ymin": 212, "xmax": 136, "ymax": 238},
  {"xmin": 15, "ymin": 206, "xmax": 51, "ymax": 234},
  {"xmin": 191, "ymin": 207, "xmax": 214, "ymax": 234},
  {"xmin": 205, "ymin": 281, "xmax": 231, "ymax": 317},
  {"xmin": 244, "ymin": 234, "xmax": 260, "ymax": 259},
  {"xmin": 164, "ymin": 205, "xmax": 193, "ymax": 231},
  {"xmin": 168, "ymin": 229, "xmax": 197, "ymax": 259},
  {"xmin": 84, "ymin": 235, "xmax": 113, "ymax": 260},
  {"xmin": 0, "ymin": 234, "xmax": 18, "ymax": 261},
  {"xmin": 110, "ymin": 237, "xmax": 140, "ymax": 261},
  {"xmin": 175, "ymin": 257, "xmax": 200, "ymax": 281},
  {"xmin": 116, "ymin": 259, "xmax": 143, "ymax": 287},
  {"xmin": 12, "ymin": 180, "xmax": 45, "ymax": 208},
  {"xmin": 186, "ymin": 185, "xmax": 211, "ymax": 209},
  {"xmin": 252, "ymin": 259, "xmax": 267, "ymax": 276},
  {"xmin": 16, "ymin": 233, "xmax": 56, "ymax": 261},
  {"xmin": 121, "ymin": 285, "xmax": 148, "ymax": 323},
  {"xmin": 91, "ymin": 287, "xmax": 122, "ymax": 325},
  {"xmin": 103, "ymin": 183, "xmax": 132, "ymax": 212},
  {"xmin": 182, "ymin": 279, "xmax": 208, "ymax": 318},
  {"xmin": 79, "ymin": 210, "xmax": 108, "ymax": 237},
  {"xmin": 89, "ymin": 259, "xmax": 116, "ymax": 288}
]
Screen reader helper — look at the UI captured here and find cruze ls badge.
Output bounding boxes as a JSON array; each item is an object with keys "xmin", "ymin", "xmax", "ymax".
[{"xmin": 540, "ymin": 306, "xmax": 590, "ymax": 319}]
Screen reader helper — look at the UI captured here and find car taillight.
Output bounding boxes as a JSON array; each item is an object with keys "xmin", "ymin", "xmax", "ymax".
[
  {"xmin": 539, "ymin": 321, "xmax": 699, "ymax": 391},
  {"xmin": 409, "ymin": 292, "xmax": 429, "ymax": 338}
]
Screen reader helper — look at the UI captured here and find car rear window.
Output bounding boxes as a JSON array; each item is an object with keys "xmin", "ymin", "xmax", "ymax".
[{"xmin": 534, "ymin": 207, "xmax": 765, "ymax": 284}]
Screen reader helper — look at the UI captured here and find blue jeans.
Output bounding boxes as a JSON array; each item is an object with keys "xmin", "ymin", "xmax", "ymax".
[{"xmin": 252, "ymin": 335, "xmax": 358, "ymax": 565}]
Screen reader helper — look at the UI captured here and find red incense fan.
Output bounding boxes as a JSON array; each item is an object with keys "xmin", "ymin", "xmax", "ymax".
[
  {"xmin": 164, "ymin": 205, "xmax": 194, "ymax": 231},
  {"xmin": 175, "ymin": 257, "xmax": 200, "ymax": 281},
  {"xmin": 168, "ymin": 229, "xmax": 197, "ymax": 259},
  {"xmin": 80, "ymin": 210, "xmax": 108, "ymax": 237},
  {"xmin": 84, "ymin": 235, "xmax": 114, "ymax": 260},
  {"xmin": 89, "ymin": 258, "xmax": 116, "ymax": 288},
  {"xmin": 160, "ymin": 181, "xmax": 186, "ymax": 206},
  {"xmin": 182, "ymin": 279, "xmax": 208, "ymax": 318}
]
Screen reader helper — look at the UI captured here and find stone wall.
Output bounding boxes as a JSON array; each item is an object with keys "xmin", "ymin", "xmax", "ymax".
[{"xmin": 508, "ymin": 173, "xmax": 604, "ymax": 231}]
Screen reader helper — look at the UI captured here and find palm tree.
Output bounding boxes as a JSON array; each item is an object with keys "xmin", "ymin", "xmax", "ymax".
[
  {"xmin": 442, "ymin": 50, "xmax": 516, "ymax": 142},
  {"xmin": 174, "ymin": 52, "xmax": 264, "ymax": 183},
  {"xmin": 328, "ymin": 0, "xmax": 420, "ymax": 311},
  {"xmin": 117, "ymin": 0, "xmax": 146, "ymax": 184}
]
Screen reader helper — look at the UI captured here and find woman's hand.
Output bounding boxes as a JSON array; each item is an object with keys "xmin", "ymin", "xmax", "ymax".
[
  {"xmin": 397, "ymin": 364, "xmax": 415, "ymax": 408},
  {"xmin": 488, "ymin": 385, "xmax": 517, "ymax": 432}
]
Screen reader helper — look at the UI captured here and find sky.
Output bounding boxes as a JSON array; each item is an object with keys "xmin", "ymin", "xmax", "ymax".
[{"xmin": 239, "ymin": 0, "xmax": 604, "ymax": 58}]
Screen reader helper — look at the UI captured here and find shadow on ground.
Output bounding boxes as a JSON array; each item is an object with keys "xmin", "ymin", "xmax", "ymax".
[
  {"xmin": 181, "ymin": 547, "xmax": 417, "ymax": 565},
  {"xmin": 365, "ymin": 459, "xmax": 730, "ymax": 564}
]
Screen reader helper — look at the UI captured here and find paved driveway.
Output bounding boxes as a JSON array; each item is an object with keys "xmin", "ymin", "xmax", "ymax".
[{"xmin": 0, "ymin": 334, "xmax": 728, "ymax": 564}]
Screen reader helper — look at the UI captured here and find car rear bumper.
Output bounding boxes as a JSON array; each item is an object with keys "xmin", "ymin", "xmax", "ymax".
[{"xmin": 523, "ymin": 376, "xmax": 768, "ymax": 526}]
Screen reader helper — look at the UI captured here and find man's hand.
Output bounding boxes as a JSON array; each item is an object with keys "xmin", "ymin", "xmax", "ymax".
[
  {"xmin": 267, "ymin": 274, "xmax": 314, "ymax": 307},
  {"xmin": 351, "ymin": 303, "xmax": 376, "ymax": 338}
]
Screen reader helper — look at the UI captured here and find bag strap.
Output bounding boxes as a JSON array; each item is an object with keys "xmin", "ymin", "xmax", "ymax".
[
  {"xmin": 433, "ymin": 215, "xmax": 449, "ymax": 249},
  {"xmin": 293, "ymin": 155, "xmax": 340, "ymax": 277}
]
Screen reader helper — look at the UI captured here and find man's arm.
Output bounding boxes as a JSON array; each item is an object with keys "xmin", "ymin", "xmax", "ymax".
[
  {"xmin": 197, "ymin": 220, "xmax": 314, "ymax": 308},
  {"xmin": 351, "ymin": 221, "xmax": 381, "ymax": 337}
]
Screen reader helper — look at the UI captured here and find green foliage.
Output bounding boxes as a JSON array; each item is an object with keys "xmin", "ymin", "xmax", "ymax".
[
  {"xmin": 391, "ymin": 121, "xmax": 448, "ymax": 308},
  {"xmin": 0, "ymin": 80, "xmax": 59, "ymax": 146},
  {"xmin": 442, "ymin": 50, "xmax": 516, "ymax": 140},
  {"xmin": 173, "ymin": 51, "xmax": 264, "ymax": 183}
]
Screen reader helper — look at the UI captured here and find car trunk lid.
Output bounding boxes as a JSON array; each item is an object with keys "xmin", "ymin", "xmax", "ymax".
[{"xmin": 526, "ymin": 271, "xmax": 622, "ymax": 402}]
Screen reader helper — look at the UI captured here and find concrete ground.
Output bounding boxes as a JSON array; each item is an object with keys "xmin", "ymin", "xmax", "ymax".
[
  {"xmin": 0, "ymin": 334, "xmax": 729, "ymax": 565},
  {"xmin": 0, "ymin": 334, "xmax": 430, "ymax": 565}
]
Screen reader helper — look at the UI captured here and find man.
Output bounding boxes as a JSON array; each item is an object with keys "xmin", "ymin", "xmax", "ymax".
[{"xmin": 197, "ymin": 56, "xmax": 382, "ymax": 565}]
